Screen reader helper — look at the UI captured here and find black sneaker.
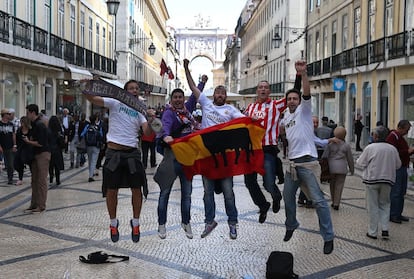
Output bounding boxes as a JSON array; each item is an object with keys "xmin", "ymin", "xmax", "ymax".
[
  {"xmin": 283, "ymin": 229, "xmax": 295, "ymax": 242},
  {"xmin": 272, "ymin": 198, "xmax": 281, "ymax": 213},
  {"xmin": 323, "ymin": 240, "xmax": 334, "ymax": 254},
  {"xmin": 130, "ymin": 220, "xmax": 140, "ymax": 243},
  {"xmin": 110, "ymin": 220, "xmax": 119, "ymax": 242},
  {"xmin": 381, "ymin": 231, "xmax": 389, "ymax": 240},
  {"xmin": 366, "ymin": 233, "xmax": 377, "ymax": 240},
  {"xmin": 259, "ymin": 202, "xmax": 271, "ymax": 223},
  {"xmin": 88, "ymin": 177, "xmax": 95, "ymax": 182}
]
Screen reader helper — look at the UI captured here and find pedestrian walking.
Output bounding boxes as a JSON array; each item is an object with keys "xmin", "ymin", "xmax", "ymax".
[
  {"xmin": 48, "ymin": 116, "xmax": 65, "ymax": 186},
  {"xmin": 322, "ymin": 126, "xmax": 354, "ymax": 210},
  {"xmin": 386, "ymin": 120, "xmax": 414, "ymax": 224},
  {"xmin": 356, "ymin": 126, "xmax": 401, "ymax": 239}
]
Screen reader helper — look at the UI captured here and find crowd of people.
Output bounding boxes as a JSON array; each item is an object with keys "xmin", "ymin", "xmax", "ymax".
[{"xmin": 2, "ymin": 59, "xmax": 413, "ymax": 255}]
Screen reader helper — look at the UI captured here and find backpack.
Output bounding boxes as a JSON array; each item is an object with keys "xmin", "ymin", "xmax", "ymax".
[
  {"xmin": 266, "ymin": 251, "xmax": 298, "ymax": 279},
  {"xmin": 85, "ymin": 124, "xmax": 101, "ymax": 147},
  {"xmin": 79, "ymin": 251, "xmax": 129, "ymax": 264}
]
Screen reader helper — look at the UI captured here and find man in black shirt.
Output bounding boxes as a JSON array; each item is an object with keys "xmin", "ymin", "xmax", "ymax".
[{"xmin": 24, "ymin": 104, "xmax": 51, "ymax": 213}]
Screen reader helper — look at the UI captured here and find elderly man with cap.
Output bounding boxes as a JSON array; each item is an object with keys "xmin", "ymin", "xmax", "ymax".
[{"xmin": 0, "ymin": 108, "xmax": 17, "ymax": 184}]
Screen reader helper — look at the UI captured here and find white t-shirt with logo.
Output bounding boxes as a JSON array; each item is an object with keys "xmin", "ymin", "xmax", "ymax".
[
  {"xmin": 280, "ymin": 97, "xmax": 318, "ymax": 159},
  {"xmin": 103, "ymin": 98, "xmax": 147, "ymax": 148},
  {"xmin": 198, "ymin": 93, "xmax": 244, "ymax": 129}
]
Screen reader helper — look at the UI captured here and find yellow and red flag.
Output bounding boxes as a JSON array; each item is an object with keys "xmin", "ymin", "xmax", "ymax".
[{"xmin": 170, "ymin": 117, "xmax": 265, "ymax": 180}]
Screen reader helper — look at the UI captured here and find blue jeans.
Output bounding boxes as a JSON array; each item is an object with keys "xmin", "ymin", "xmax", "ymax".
[
  {"xmin": 244, "ymin": 152, "xmax": 282, "ymax": 211},
  {"xmin": 390, "ymin": 166, "xmax": 408, "ymax": 219},
  {"xmin": 157, "ymin": 160, "xmax": 192, "ymax": 225},
  {"xmin": 283, "ymin": 163, "xmax": 334, "ymax": 242},
  {"xmin": 86, "ymin": 146, "xmax": 100, "ymax": 178},
  {"xmin": 202, "ymin": 176, "xmax": 238, "ymax": 225}
]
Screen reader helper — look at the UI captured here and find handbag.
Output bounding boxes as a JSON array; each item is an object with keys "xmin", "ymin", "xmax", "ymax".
[
  {"xmin": 319, "ymin": 158, "xmax": 332, "ymax": 183},
  {"xmin": 76, "ymin": 137, "xmax": 86, "ymax": 153}
]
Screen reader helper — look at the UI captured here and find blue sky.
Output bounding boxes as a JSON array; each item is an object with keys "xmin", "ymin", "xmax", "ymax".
[{"xmin": 164, "ymin": 0, "xmax": 246, "ymax": 32}]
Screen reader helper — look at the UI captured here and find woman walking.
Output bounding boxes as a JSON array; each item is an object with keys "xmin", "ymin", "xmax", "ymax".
[
  {"xmin": 14, "ymin": 116, "xmax": 33, "ymax": 185},
  {"xmin": 48, "ymin": 116, "xmax": 65, "ymax": 185}
]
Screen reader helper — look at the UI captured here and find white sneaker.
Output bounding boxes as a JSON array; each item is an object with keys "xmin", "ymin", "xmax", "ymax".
[
  {"xmin": 181, "ymin": 223, "xmax": 193, "ymax": 239},
  {"xmin": 158, "ymin": 224, "xmax": 166, "ymax": 239}
]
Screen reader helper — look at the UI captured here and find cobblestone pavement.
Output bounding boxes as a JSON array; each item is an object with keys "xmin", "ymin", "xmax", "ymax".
[{"xmin": 0, "ymin": 153, "xmax": 413, "ymax": 279}]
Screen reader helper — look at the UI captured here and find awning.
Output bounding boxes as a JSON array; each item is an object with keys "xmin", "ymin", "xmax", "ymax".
[
  {"xmin": 67, "ymin": 65, "xmax": 93, "ymax": 80},
  {"xmin": 100, "ymin": 77, "xmax": 124, "ymax": 89}
]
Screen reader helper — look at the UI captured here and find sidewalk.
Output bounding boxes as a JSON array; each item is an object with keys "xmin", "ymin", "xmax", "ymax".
[{"xmin": 0, "ymin": 153, "xmax": 413, "ymax": 278}]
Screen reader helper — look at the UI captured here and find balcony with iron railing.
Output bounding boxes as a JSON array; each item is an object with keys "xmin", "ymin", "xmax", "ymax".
[
  {"xmin": 0, "ymin": 10, "xmax": 116, "ymax": 75},
  {"xmin": 307, "ymin": 30, "xmax": 414, "ymax": 78}
]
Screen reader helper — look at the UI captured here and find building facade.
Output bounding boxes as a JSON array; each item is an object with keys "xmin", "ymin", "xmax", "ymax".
[
  {"xmin": 0, "ymin": 0, "xmax": 118, "ymax": 118},
  {"xmin": 235, "ymin": 0, "xmax": 306, "ymax": 104},
  {"xmin": 306, "ymin": 0, "xmax": 414, "ymax": 145},
  {"xmin": 114, "ymin": 0, "xmax": 170, "ymax": 108}
]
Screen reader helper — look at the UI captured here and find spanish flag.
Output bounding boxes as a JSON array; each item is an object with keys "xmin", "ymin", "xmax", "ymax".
[{"xmin": 171, "ymin": 117, "xmax": 265, "ymax": 180}]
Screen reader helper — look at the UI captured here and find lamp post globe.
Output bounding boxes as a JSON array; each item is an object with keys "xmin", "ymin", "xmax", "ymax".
[
  {"xmin": 148, "ymin": 42, "xmax": 156, "ymax": 55},
  {"xmin": 106, "ymin": 1, "xmax": 120, "ymax": 16}
]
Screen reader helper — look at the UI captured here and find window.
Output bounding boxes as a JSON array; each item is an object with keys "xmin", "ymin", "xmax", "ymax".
[
  {"xmin": 96, "ymin": 23, "xmax": 100, "ymax": 53},
  {"xmin": 323, "ymin": 25, "xmax": 328, "ymax": 58},
  {"xmin": 109, "ymin": 31, "xmax": 112, "ymax": 58},
  {"xmin": 354, "ymin": 7, "xmax": 361, "ymax": 46},
  {"xmin": 368, "ymin": 0, "xmax": 376, "ymax": 42},
  {"xmin": 315, "ymin": 31, "xmax": 320, "ymax": 60},
  {"xmin": 70, "ymin": 5, "xmax": 75, "ymax": 42},
  {"xmin": 44, "ymin": 0, "xmax": 50, "ymax": 32},
  {"xmin": 58, "ymin": 0, "xmax": 65, "ymax": 37},
  {"xmin": 26, "ymin": 0, "xmax": 34, "ymax": 24},
  {"xmin": 88, "ymin": 17, "xmax": 93, "ymax": 50},
  {"xmin": 309, "ymin": 0, "xmax": 314, "ymax": 12},
  {"xmin": 385, "ymin": 2, "xmax": 393, "ymax": 36},
  {"xmin": 407, "ymin": 0, "xmax": 414, "ymax": 31},
  {"xmin": 331, "ymin": 21, "xmax": 337, "ymax": 55},
  {"xmin": 402, "ymin": 84, "xmax": 414, "ymax": 130},
  {"xmin": 103, "ymin": 27, "xmax": 106, "ymax": 56},
  {"xmin": 80, "ymin": 11, "xmax": 85, "ymax": 47},
  {"xmin": 308, "ymin": 34, "xmax": 313, "ymax": 61},
  {"xmin": 342, "ymin": 14, "xmax": 348, "ymax": 50},
  {"xmin": 6, "ymin": 0, "xmax": 15, "ymax": 14}
]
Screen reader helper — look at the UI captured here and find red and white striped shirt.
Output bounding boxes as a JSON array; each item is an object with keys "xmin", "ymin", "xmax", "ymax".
[{"xmin": 245, "ymin": 98, "xmax": 286, "ymax": 146}]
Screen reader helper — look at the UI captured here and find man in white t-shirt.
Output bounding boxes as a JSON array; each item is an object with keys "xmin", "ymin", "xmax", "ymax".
[
  {"xmin": 280, "ymin": 60, "xmax": 334, "ymax": 254},
  {"xmin": 184, "ymin": 59, "xmax": 245, "ymax": 239},
  {"xmin": 85, "ymin": 80, "xmax": 155, "ymax": 244}
]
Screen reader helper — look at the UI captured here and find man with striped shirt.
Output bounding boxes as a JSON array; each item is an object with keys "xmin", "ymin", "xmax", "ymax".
[{"xmin": 244, "ymin": 65, "xmax": 302, "ymax": 223}]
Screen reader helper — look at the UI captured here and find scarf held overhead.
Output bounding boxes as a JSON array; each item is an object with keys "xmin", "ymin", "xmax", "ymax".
[
  {"xmin": 82, "ymin": 79, "xmax": 147, "ymax": 116},
  {"xmin": 170, "ymin": 117, "xmax": 265, "ymax": 180}
]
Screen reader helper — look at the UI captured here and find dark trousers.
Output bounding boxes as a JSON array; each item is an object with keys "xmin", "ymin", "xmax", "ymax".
[{"xmin": 141, "ymin": 140, "xmax": 156, "ymax": 168}]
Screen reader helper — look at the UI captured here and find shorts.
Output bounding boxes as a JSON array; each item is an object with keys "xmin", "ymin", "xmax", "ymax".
[{"xmin": 102, "ymin": 148, "xmax": 146, "ymax": 190}]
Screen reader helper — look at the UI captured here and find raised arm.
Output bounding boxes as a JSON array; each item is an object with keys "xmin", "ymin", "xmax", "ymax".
[
  {"xmin": 295, "ymin": 60, "xmax": 309, "ymax": 97},
  {"xmin": 183, "ymin": 59, "xmax": 201, "ymax": 100},
  {"xmin": 85, "ymin": 94, "xmax": 105, "ymax": 107}
]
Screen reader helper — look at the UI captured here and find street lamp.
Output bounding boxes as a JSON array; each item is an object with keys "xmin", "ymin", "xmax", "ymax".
[
  {"xmin": 272, "ymin": 26, "xmax": 307, "ymax": 48},
  {"xmin": 129, "ymin": 38, "xmax": 156, "ymax": 56},
  {"xmin": 106, "ymin": 1, "xmax": 120, "ymax": 15},
  {"xmin": 148, "ymin": 42, "xmax": 156, "ymax": 55},
  {"xmin": 245, "ymin": 53, "xmax": 267, "ymax": 68},
  {"xmin": 106, "ymin": 0, "xmax": 120, "ymax": 74}
]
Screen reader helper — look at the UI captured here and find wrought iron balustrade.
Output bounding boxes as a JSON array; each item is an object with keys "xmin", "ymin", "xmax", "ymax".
[
  {"xmin": 12, "ymin": 17, "xmax": 31, "ymax": 49},
  {"xmin": 0, "ymin": 10, "xmax": 10, "ymax": 43}
]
